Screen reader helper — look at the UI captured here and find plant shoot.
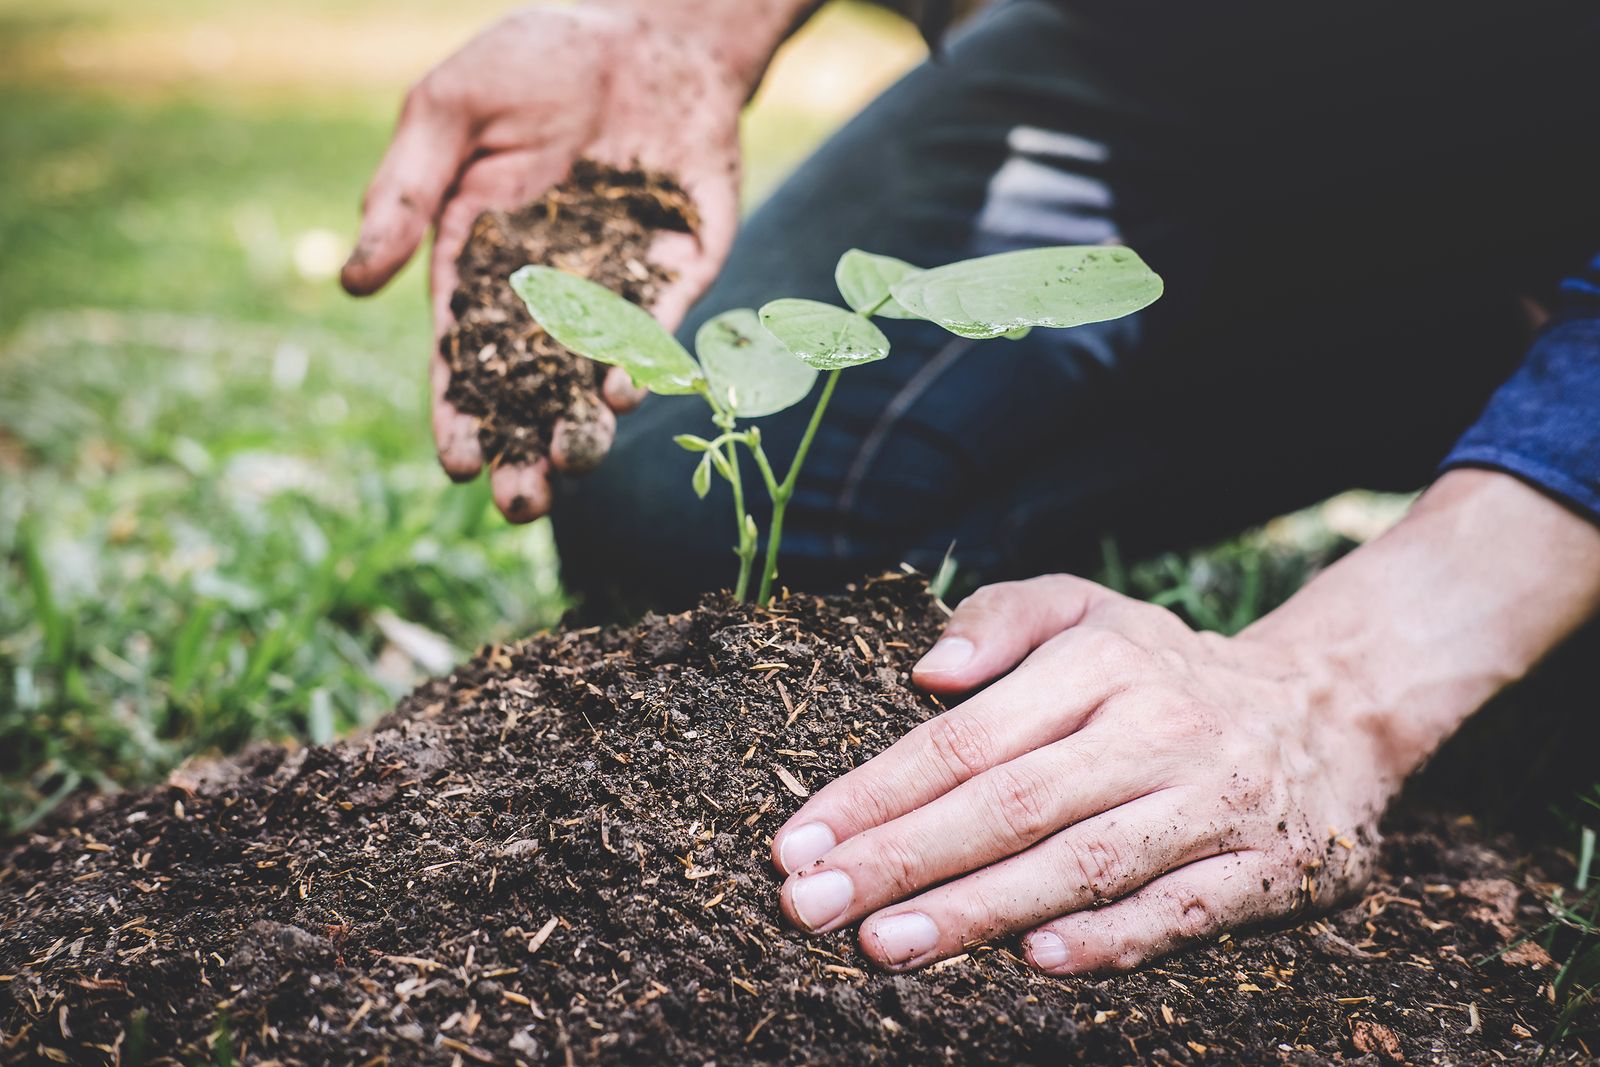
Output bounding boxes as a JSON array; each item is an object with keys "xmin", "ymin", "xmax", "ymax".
[{"xmin": 511, "ymin": 245, "xmax": 1163, "ymax": 603}]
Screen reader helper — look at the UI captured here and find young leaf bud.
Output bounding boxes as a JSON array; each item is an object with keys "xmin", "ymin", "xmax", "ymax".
[{"xmin": 692, "ymin": 453, "xmax": 713, "ymax": 499}]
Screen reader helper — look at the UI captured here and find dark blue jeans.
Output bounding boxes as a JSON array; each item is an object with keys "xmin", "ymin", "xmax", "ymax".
[{"xmin": 553, "ymin": 0, "xmax": 1595, "ymax": 613}]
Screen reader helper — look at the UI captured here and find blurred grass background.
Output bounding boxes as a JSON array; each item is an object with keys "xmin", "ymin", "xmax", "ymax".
[{"xmin": 0, "ymin": 0, "xmax": 1387, "ymax": 832}]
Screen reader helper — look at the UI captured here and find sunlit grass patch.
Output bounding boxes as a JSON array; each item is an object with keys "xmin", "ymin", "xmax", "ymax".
[
  {"xmin": 0, "ymin": 310, "xmax": 566, "ymax": 831},
  {"xmin": 0, "ymin": 16, "xmax": 924, "ymax": 830}
]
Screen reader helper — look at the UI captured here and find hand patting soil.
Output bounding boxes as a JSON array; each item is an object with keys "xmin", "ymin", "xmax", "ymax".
[
  {"xmin": 442, "ymin": 160, "xmax": 697, "ymax": 473},
  {"xmin": 0, "ymin": 576, "xmax": 1571, "ymax": 1064}
]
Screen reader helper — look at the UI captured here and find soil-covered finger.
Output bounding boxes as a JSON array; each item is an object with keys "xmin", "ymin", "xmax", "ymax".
[
  {"xmin": 490, "ymin": 459, "xmax": 552, "ymax": 523},
  {"xmin": 441, "ymin": 159, "xmax": 697, "ymax": 472},
  {"xmin": 432, "ymin": 353, "xmax": 484, "ymax": 480},
  {"xmin": 601, "ymin": 366, "xmax": 648, "ymax": 413},
  {"xmin": 549, "ymin": 402, "xmax": 616, "ymax": 475}
]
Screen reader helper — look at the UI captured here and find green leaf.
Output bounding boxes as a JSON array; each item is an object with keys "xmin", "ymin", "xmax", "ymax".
[
  {"xmin": 757, "ymin": 299, "xmax": 890, "ymax": 371},
  {"xmin": 834, "ymin": 249, "xmax": 922, "ymax": 319},
  {"xmin": 692, "ymin": 453, "xmax": 713, "ymax": 499},
  {"xmin": 509, "ymin": 265, "xmax": 703, "ymax": 395},
  {"xmin": 674, "ymin": 434, "xmax": 713, "ymax": 453},
  {"xmin": 889, "ymin": 246, "xmax": 1163, "ymax": 340},
  {"xmin": 695, "ymin": 309, "xmax": 819, "ymax": 417}
]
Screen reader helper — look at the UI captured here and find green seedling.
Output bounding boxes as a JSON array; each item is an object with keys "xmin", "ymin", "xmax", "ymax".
[{"xmin": 511, "ymin": 245, "xmax": 1162, "ymax": 603}]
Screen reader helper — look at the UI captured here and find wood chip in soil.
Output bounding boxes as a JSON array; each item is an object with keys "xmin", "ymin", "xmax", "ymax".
[{"xmin": 0, "ymin": 575, "xmax": 1574, "ymax": 1064}]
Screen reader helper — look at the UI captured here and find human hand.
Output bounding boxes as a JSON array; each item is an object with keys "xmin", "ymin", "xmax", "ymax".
[
  {"xmin": 341, "ymin": 5, "xmax": 743, "ymax": 521},
  {"xmin": 769, "ymin": 575, "xmax": 1396, "ymax": 974}
]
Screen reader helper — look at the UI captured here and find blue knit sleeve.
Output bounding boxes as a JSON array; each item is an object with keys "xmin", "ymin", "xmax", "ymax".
[{"xmin": 1440, "ymin": 253, "xmax": 1600, "ymax": 523}]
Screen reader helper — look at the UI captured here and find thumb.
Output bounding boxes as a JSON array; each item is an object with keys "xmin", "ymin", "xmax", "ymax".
[
  {"xmin": 913, "ymin": 575, "xmax": 1113, "ymax": 694},
  {"xmin": 341, "ymin": 89, "xmax": 468, "ymax": 297}
]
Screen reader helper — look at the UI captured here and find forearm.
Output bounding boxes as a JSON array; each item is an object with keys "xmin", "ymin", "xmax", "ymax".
[
  {"xmin": 586, "ymin": 0, "xmax": 819, "ymax": 91},
  {"xmin": 1246, "ymin": 468, "xmax": 1600, "ymax": 786}
]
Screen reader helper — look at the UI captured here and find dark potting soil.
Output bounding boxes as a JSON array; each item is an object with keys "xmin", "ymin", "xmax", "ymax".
[
  {"xmin": 441, "ymin": 159, "xmax": 697, "ymax": 472},
  {"xmin": 0, "ymin": 575, "xmax": 1574, "ymax": 1064}
]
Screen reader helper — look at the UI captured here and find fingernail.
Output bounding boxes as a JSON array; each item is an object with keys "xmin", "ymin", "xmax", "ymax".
[
  {"xmin": 865, "ymin": 912, "xmax": 939, "ymax": 966},
  {"xmin": 777, "ymin": 822, "xmax": 836, "ymax": 874},
  {"xmin": 916, "ymin": 636, "xmax": 974, "ymax": 674},
  {"xmin": 1026, "ymin": 931, "xmax": 1069, "ymax": 972},
  {"xmin": 789, "ymin": 869, "xmax": 853, "ymax": 931}
]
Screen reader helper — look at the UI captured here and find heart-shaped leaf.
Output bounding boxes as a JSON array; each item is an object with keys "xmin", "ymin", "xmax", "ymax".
[
  {"xmin": 757, "ymin": 299, "xmax": 890, "ymax": 371},
  {"xmin": 834, "ymin": 249, "xmax": 922, "ymax": 319},
  {"xmin": 695, "ymin": 309, "xmax": 819, "ymax": 418},
  {"xmin": 889, "ymin": 246, "xmax": 1163, "ymax": 340},
  {"xmin": 510, "ymin": 265, "xmax": 703, "ymax": 395}
]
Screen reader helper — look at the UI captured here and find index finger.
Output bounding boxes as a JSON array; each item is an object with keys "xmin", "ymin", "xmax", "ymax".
[
  {"xmin": 771, "ymin": 624, "xmax": 1140, "ymax": 875},
  {"xmin": 342, "ymin": 85, "xmax": 468, "ymax": 297}
]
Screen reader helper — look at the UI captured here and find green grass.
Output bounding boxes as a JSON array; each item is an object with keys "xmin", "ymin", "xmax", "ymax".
[
  {"xmin": 0, "ymin": 86, "xmax": 565, "ymax": 830},
  {"xmin": 0, "ymin": 86, "xmax": 414, "ymax": 334},
  {"xmin": 0, "ymin": 306, "xmax": 569, "ymax": 830},
  {"xmin": 0, "ymin": 5, "xmax": 921, "ymax": 830}
]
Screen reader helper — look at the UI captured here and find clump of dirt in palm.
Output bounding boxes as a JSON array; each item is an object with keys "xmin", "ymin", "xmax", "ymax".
[
  {"xmin": 0, "ymin": 575, "xmax": 1573, "ymax": 1064},
  {"xmin": 443, "ymin": 159, "xmax": 697, "ymax": 472}
]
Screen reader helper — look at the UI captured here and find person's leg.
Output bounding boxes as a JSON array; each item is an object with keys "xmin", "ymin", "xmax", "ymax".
[
  {"xmin": 556, "ymin": 0, "xmax": 1172, "ymax": 611},
  {"xmin": 550, "ymin": 0, "xmax": 1551, "ymax": 615}
]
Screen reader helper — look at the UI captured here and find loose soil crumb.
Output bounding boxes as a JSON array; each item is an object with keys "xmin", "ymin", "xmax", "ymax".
[
  {"xmin": 442, "ymin": 160, "xmax": 697, "ymax": 471},
  {"xmin": 0, "ymin": 576, "xmax": 1574, "ymax": 1064}
]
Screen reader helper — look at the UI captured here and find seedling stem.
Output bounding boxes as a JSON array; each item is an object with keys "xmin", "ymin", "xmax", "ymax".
[
  {"xmin": 756, "ymin": 368, "xmax": 841, "ymax": 604},
  {"xmin": 510, "ymin": 245, "xmax": 1162, "ymax": 606}
]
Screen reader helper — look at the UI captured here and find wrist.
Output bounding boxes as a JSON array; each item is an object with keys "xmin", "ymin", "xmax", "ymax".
[
  {"xmin": 1243, "ymin": 470, "xmax": 1600, "ymax": 784},
  {"xmin": 586, "ymin": 0, "xmax": 816, "ymax": 93}
]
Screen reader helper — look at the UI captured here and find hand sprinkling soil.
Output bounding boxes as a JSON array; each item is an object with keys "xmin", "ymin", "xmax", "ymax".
[
  {"xmin": 442, "ymin": 160, "xmax": 697, "ymax": 472},
  {"xmin": 0, "ymin": 576, "xmax": 1569, "ymax": 1064}
]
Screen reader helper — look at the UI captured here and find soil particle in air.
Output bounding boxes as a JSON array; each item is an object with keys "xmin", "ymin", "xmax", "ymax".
[
  {"xmin": 442, "ymin": 159, "xmax": 697, "ymax": 472},
  {"xmin": 0, "ymin": 575, "xmax": 1575, "ymax": 1064}
]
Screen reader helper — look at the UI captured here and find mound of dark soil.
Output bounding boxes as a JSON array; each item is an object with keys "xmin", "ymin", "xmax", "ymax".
[
  {"xmin": 442, "ymin": 159, "xmax": 696, "ymax": 472},
  {"xmin": 0, "ymin": 576, "xmax": 1571, "ymax": 1064}
]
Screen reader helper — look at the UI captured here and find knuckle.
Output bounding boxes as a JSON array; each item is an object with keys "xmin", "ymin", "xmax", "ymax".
[
  {"xmin": 867, "ymin": 831, "xmax": 926, "ymax": 896},
  {"xmin": 1223, "ymin": 772, "xmax": 1269, "ymax": 810},
  {"xmin": 1160, "ymin": 699, "xmax": 1221, "ymax": 742},
  {"xmin": 982, "ymin": 764, "xmax": 1055, "ymax": 847},
  {"xmin": 1038, "ymin": 572, "xmax": 1084, "ymax": 590},
  {"xmin": 1021, "ymin": 573, "xmax": 1078, "ymax": 602},
  {"xmin": 953, "ymin": 582, "xmax": 1017, "ymax": 626},
  {"xmin": 402, "ymin": 75, "xmax": 442, "ymax": 116},
  {"xmin": 840, "ymin": 778, "xmax": 901, "ymax": 829},
  {"xmin": 1077, "ymin": 628, "xmax": 1144, "ymax": 679},
  {"xmin": 922, "ymin": 713, "xmax": 995, "ymax": 785},
  {"xmin": 1056, "ymin": 833, "xmax": 1127, "ymax": 897},
  {"xmin": 957, "ymin": 884, "xmax": 1007, "ymax": 941},
  {"xmin": 1170, "ymin": 890, "xmax": 1215, "ymax": 940}
]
